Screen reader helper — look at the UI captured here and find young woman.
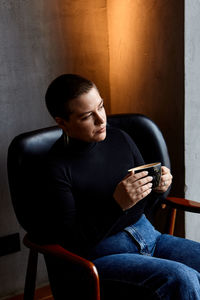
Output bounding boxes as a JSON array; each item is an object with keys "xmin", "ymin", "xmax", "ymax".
[{"xmin": 43, "ymin": 74, "xmax": 200, "ymax": 299}]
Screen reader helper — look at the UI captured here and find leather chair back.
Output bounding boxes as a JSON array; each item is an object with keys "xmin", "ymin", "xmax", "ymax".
[
  {"xmin": 7, "ymin": 113, "xmax": 170, "ymax": 232},
  {"xmin": 7, "ymin": 126, "xmax": 62, "ymax": 232},
  {"xmin": 108, "ymin": 114, "xmax": 170, "ymax": 168}
]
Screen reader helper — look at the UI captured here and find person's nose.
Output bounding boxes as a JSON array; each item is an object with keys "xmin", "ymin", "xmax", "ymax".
[{"xmin": 94, "ymin": 112, "xmax": 105, "ymax": 125}]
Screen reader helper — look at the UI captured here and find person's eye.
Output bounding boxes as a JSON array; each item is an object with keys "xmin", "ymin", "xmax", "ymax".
[
  {"xmin": 81, "ymin": 113, "xmax": 92, "ymax": 120},
  {"xmin": 99, "ymin": 103, "xmax": 104, "ymax": 110}
]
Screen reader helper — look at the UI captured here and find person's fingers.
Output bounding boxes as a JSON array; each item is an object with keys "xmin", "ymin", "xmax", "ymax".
[
  {"xmin": 126, "ymin": 171, "xmax": 152, "ymax": 186},
  {"xmin": 124, "ymin": 170, "xmax": 148, "ymax": 181},
  {"xmin": 161, "ymin": 166, "xmax": 172, "ymax": 174},
  {"xmin": 136, "ymin": 182, "xmax": 153, "ymax": 195},
  {"xmin": 130, "ymin": 185, "xmax": 153, "ymax": 204},
  {"xmin": 159, "ymin": 173, "xmax": 173, "ymax": 186}
]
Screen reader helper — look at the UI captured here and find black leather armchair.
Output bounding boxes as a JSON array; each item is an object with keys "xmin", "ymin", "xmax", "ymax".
[{"xmin": 7, "ymin": 113, "xmax": 200, "ymax": 299}]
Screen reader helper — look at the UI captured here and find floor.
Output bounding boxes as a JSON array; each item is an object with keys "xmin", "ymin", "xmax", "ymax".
[{"xmin": 5, "ymin": 285, "xmax": 53, "ymax": 300}]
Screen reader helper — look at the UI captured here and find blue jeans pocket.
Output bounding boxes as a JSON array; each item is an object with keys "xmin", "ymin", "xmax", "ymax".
[{"xmin": 123, "ymin": 214, "xmax": 161, "ymax": 256}]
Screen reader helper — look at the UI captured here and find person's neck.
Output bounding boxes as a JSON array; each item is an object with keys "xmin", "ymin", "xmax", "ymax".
[{"xmin": 63, "ymin": 133, "xmax": 96, "ymax": 153}]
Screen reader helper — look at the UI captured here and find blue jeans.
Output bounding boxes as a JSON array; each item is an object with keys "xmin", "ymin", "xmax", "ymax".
[{"xmin": 87, "ymin": 214, "xmax": 200, "ymax": 299}]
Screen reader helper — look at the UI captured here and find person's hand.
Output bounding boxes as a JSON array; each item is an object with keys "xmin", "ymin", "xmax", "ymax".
[
  {"xmin": 153, "ymin": 166, "xmax": 172, "ymax": 193},
  {"xmin": 113, "ymin": 171, "xmax": 153, "ymax": 211}
]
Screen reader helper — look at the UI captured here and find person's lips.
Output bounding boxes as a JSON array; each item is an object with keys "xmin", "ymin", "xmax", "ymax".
[{"xmin": 96, "ymin": 126, "xmax": 106, "ymax": 134}]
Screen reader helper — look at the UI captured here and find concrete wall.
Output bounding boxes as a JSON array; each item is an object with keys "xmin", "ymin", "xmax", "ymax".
[
  {"xmin": 185, "ymin": 0, "xmax": 200, "ymax": 242},
  {"xmin": 0, "ymin": 0, "xmax": 184, "ymax": 298},
  {"xmin": 0, "ymin": 1, "xmax": 110, "ymax": 297},
  {"xmin": 0, "ymin": 2, "xmax": 54, "ymax": 297}
]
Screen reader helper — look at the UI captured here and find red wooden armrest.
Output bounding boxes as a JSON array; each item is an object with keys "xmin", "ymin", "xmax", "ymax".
[
  {"xmin": 23, "ymin": 234, "xmax": 100, "ymax": 300},
  {"xmin": 161, "ymin": 197, "xmax": 200, "ymax": 235},
  {"xmin": 166, "ymin": 197, "xmax": 200, "ymax": 213},
  {"xmin": 23, "ymin": 234, "xmax": 97, "ymax": 271}
]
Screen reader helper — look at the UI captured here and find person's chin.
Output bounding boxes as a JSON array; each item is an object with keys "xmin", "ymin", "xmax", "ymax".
[{"xmin": 94, "ymin": 131, "xmax": 106, "ymax": 142}]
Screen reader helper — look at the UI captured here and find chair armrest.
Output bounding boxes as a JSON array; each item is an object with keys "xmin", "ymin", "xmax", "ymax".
[
  {"xmin": 165, "ymin": 197, "xmax": 200, "ymax": 213},
  {"xmin": 23, "ymin": 234, "xmax": 100, "ymax": 285},
  {"xmin": 23, "ymin": 234, "xmax": 100, "ymax": 300},
  {"xmin": 24, "ymin": 234, "xmax": 95, "ymax": 269}
]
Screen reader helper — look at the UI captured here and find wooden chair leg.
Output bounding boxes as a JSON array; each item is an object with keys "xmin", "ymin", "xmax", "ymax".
[
  {"xmin": 24, "ymin": 249, "xmax": 38, "ymax": 300},
  {"xmin": 168, "ymin": 208, "xmax": 177, "ymax": 235}
]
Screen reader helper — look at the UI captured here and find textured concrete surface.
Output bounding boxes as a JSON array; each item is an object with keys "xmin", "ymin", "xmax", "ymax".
[{"xmin": 185, "ymin": 0, "xmax": 200, "ymax": 242}]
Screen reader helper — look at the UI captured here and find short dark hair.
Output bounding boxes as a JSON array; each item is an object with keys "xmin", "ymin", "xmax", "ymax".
[{"xmin": 45, "ymin": 74, "xmax": 95, "ymax": 120}]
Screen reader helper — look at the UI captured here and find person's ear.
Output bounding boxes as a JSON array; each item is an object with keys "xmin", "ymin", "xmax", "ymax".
[{"xmin": 55, "ymin": 117, "xmax": 68, "ymax": 131}]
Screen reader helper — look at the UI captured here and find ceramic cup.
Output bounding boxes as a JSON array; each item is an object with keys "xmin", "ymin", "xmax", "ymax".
[{"xmin": 128, "ymin": 162, "xmax": 161, "ymax": 188}]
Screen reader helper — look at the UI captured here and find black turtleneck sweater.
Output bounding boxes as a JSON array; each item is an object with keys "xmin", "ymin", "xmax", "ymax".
[{"xmin": 42, "ymin": 126, "xmax": 159, "ymax": 256}]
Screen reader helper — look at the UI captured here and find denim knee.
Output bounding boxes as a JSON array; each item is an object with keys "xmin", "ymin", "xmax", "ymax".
[{"xmin": 155, "ymin": 263, "xmax": 200, "ymax": 300}]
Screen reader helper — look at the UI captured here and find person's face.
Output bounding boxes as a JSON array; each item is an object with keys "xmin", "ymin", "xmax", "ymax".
[{"xmin": 55, "ymin": 87, "xmax": 107, "ymax": 142}]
